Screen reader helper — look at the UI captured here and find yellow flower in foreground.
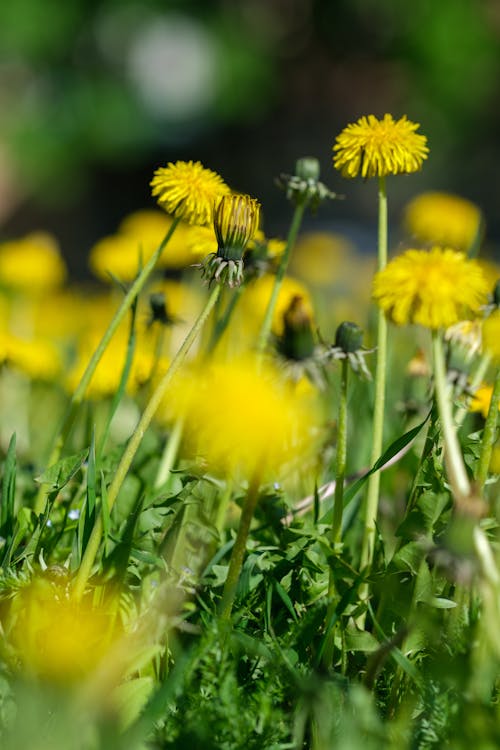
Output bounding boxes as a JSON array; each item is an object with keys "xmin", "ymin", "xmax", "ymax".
[
  {"xmin": 470, "ymin": 384, "xmax": 500, "ymax": 419},
  {"xmin": 333, "ymin": 114, "xmax": 428, "ymax": 179},
  {"xmin": 150, "ymin": 160, "xmax": 230, "ymax": 226},
  {"xmin": 167, "ymin": 356, "xmax": 320, "ymax": 480},
  {"xmin": 482, "ymin": 310, "xmax": 500, "ymax": 363},
  {"xmin": 404, "ymin": 191, "xmax": 482, "ymax": 251},
  {"xmin": 372, "ymin": 247, "xmax": 488, "ymax": 329},
  {"xmin": 0, "ymin": 232, "xmax": 66, "ymax": 293},
  {"xmin": 7, "ymin": 577, "xmax": 120, "ymax": 683}
]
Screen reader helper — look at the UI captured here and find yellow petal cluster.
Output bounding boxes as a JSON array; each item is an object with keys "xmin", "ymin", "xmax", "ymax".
[
  {"xmin": 470, "ymin": 384, "xmax": 500, "ymax": 419},
  {"xmin": 372, "ymin": 247, "xmax": 488, "ymax": 329},
  {"xmin": 150, "ymin": 160, "xmax": 230, "ymax": 226},
  {"xmin": 404, "ymin": 191, "xmax": 482, "ymax": 251},
  {"xmin": 333, "ymin": 114, "xmax": 428, "ymax": 179},
  {"xmin": 0, "ymin": 232, "xmax": 66, "ymax": 294},
  {"xmin": 7, "ymin": 577, "xmax": 119, "ymax": 683},
  {"xmin": 166, "ymin": 355, "xmax": 320, "ymax": 480}
]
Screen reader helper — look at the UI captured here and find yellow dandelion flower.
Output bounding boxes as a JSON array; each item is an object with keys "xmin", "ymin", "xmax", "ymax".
[
  {"xmin": 240, "ymin": 274, "xmax": 314, "ymax": 337},
  {"xmin": 469, "ymin": 384, "xmax": 500, "ymax": 419},
  {"xmin": 372, "ymin": 247, "xmax": 488, "ymax": 329},
  {"xmin": 404, "ymin": 191, "xmax": 482, "ymax": 251},
  {"xmin": 89, "ymin": 234, "xmax": 151, "ymax": 283},
  {"xmin": 150, "ymin": 160, "xmax": 230, "ymax": 226},
  {"xmin": 482, "ymin": 310, "xmax": 500, "ymax": 363},
  {"xmin": 166, "ymin": 355, "xmax": 320, "ymax": 480},
  {"xmin": 119, "ymin": 210, "xmax": 193, "ymax": 269},
  {"xmin": 0, "ymin": 232, "xmax": 66, "ymax": 294},
  {"xmin": 290, "ymin": 231, "xmax": 357, "ymax": 287},
  {"xmin": 333, "ymin": 114, "xmax": 429, "ymax": 179},
  {"xmin": 0, "ymin": 332, "xmax": 62, "ymax": 381},
  {"xmin": 118, "ymin": 209, "xmax": 172, "ymax": 253},
  {"xmin": 7, "ymin": 577, "xmax": 120, "ymax": 683},
  {"xmin": 186, "ymin": 224, "xmax": 218, "ymax": 260}
]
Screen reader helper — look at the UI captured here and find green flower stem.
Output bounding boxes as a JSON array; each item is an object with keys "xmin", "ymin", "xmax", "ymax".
[
  {"xmin": 322, "ymin": 357, "xmax": 348, "ymax": 667},
  {"xmin": 476, "ymin": 367, "xmax": 500, "ymax": 490},
  {"xmin": 331, "ymin": 358, "xmax": 349, "ymax": 547},
  {"xmin": 219, "ymin": 471, "xmax": 262, "ymax": 621},
  {"xmin": 73, "ymin": 283, "xmax": 221, "ymax": 601},
  {"xmin": 154, "ymin": 418, "xmax": 184, "ymax": 489},
  {"xmin": 455, "ymin": 351, "xmax": 491, "ymax": 429},
  {"xmin": 256, "ymin": 201, "xmax": 307, "ymax": 355},
  {"xmin": 34, "ymin": 219, "xmax": 180, "ymax": 516},
  {"xmin": 207, "ymin": 285, "xmax": 244, "ymax": 355},
  {"xmin": 432, "ymin": 330, "xmax": 471, "ymax": 500},
  {"xmin": 360, "ymin": 176, "xmax": 388, "ymax": 577}
]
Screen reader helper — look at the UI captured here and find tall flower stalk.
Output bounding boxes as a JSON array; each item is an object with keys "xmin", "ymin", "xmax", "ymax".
[
  {"xmin": 332, "ymin": 114, "xmax": 428, "ymax": 591},
  {"xmin": 359, "ymin": 175, "xmax": 388, "ymax": 575},
  {"xmin": 257, "ymin": 157, "xmax": 338, "ymax": 356}
]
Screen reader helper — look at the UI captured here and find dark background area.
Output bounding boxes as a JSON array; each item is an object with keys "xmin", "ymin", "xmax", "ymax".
[{"xmin": 1, "ymin": 0, "xmax": 500, "ymax": 279}]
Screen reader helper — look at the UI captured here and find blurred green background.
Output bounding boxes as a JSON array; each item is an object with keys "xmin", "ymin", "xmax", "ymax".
[{"xmin": 1, "ymin": 0, "xmax": 500, "ymax": 277}]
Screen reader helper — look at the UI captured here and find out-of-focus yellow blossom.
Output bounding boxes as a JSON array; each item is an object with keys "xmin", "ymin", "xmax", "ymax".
[
  {"xmin": 488, "ymin": 442, "xmax": 500, "ymax": 474},
  {"xmin": 186, "ymin": 224, "xmax": 218, "ymax": 260},
  {"xmin": 290, "ymin": 231, "xmax": 357, "ymax": 287},
  {"xmin": 165, "ymin": 355, "xmax": 321, "ymax": 480},
  {"xmin": 66, "ymin": 326, "xmax": 155, "ymax": 399},
  {"xmin": 239, "ymin": 274, "xmax": 313, "ymax": 337},
  {"xmin": 6, "ymin": 577, "xmax": 120, "ymax": 683},
  {"xmin": 333, "ymin": 114, "xmax": 428, "ymax": 179},
  {"xmin": 118, "ymin": 209, "xmax": 172, "ymax": 253},
  {"xmin": 373, "ymin": 247, "xmax": 488, "ymax": 329},
  {"xmin": 150, "ymin": 160, "xmax": 230, "ymax": 226},
  {"xmin": 0, "ymin": 331, "xmax": 62, "ymax": 381},
  {"xmin": 0, "ymin": 232, "xmax": 66, "ymax": 294},
  {"xmin": 89, "ymin": 234, "xmax": 152, "ymax": 283},
  {"xmin": 470, "ymin": 384, "xmax": 499, "ymax": 419},
  {"xmin": 482, "ymin": 310, "xmax": 500, "ymax": 363},
  {"xmin": 404, "ymin": 192, "xmax": 482, "ymax": 252}
]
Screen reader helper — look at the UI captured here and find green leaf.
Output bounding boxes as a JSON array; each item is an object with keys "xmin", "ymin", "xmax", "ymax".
[
  {"xmin": 274, "ymin": 579, "xmax": 299, "ymax": 623},
  {"xmin": 320, "ymin": 411, "xmax": 431, "ymax": 524},
  {"xmin": 1, "ymin": 433, "xmax": 16, "ymax": 533},
  {"xmin": 35, "ymin": 448, "xmax": 88, "ymax": 491}
]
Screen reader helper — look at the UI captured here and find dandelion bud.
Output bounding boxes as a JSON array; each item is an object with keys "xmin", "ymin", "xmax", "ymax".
[
  {"xmin": 295, "ymin": 157, "xmax": 321, "ymax": 182},
  {"xmin": 334, "ymin": 321, "xmax": 364, "ymax": 354},
  {"xmin": 278, "ymin": 295, "xmax": 315, "ymax": 361},
  {"xmin": 214, "ymin": 194, "xmax": 260, "ymax": 262},
  {"xmin": 199, "ymin": 194, "xmax": 260, "ymax": 287}
]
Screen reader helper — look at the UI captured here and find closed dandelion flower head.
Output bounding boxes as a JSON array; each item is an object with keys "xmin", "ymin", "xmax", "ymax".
[
  {"xmin": 333, "ymin": 114, "xmax": 428, "ymax": 179},
  {"xmin": 404, "ymin": 192, "xmax": 482, "ymax": 251},
  {"xmin": 167, "ymin": 355, "xmax": 320, "ymax": 480},
  {"xmin": 372, "ymin": 247, "xmax": 488, "ymax": 329},
  {"xmin": 150, "ymin": 160, "xmax": 230, "ymax": 226}
]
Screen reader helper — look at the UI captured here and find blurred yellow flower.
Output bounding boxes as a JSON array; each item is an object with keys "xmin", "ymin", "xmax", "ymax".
[
  {"xmin": 373, "ymin": 247, "xmax": 488, "ymax": 329},
  {"xmin": 239, "ymin": 274, "xmax": 313, "ymax": 337},
  {"xmin": 120, "ymin": 210, "xmax": 194, "ymax": 269},
  {"xmin": 470, "ymin": 384, "xmax": 499, "ymax": 419},
  {"xmin": 150, "ymin": 160, "xmax": 230, "ymax": 225},
  {"xmin": 7, "ymin": 577, "xmax": 119, "ymax": 683},
  {"xmin": 166, "ymin": 355, "xmax": 321, "ymax": 480},
  {"xmin": 0, "ymin": 232, "xmax": 66, "ymax": 294},
  {"xmin": 0, "ymin": 332, "xmax": 62, "ymax": 381},
  {"xmin": 186, "ymin": 224, "xmax": 218, "ymax": 260},
  {"xmin": 404, "ymin": 191, "xmax": 482, "ymax": 251},
  {"xmin": 290, "ymin": 231, "xmax": 357, "ymax": 287},
  {"xmin": 482, "ymin": 310, "xmax": 500, "ymax": 363},
  {"xmin": 333, "ymin": 114, "xmax": 428, "ymax": 179}
]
